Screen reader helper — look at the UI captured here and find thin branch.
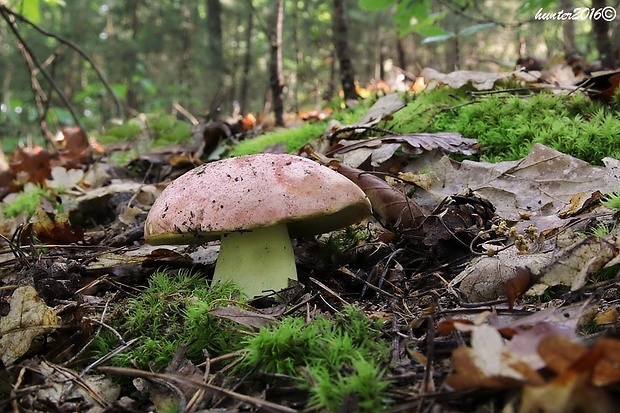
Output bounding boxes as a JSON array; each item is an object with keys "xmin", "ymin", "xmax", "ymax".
[
  {"xmin": 0, "ymin": 5, "xmax": 125, "ymax": 120},
  {"xmin": 0, "ymin": 6, "xmax": 84, "ymax": 130},
  {"xmin": 437, "ymin": 0, "xmax": 537, "ymax": 29}
]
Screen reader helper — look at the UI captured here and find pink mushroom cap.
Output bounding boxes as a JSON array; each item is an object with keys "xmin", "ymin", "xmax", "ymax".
[{"xmin": 144, "ymin": 153, "xmax": 372, "ymax": 244}]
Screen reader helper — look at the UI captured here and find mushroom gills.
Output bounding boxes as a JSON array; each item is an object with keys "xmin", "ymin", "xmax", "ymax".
[{"xmin": 212, "ymin": 223, "xmax": 297, "ymax": 298}]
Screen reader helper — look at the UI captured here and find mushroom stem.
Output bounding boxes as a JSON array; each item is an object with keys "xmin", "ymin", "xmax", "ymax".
[{"xmin": 212, "ymin": 223, "xmax": 297, "ymax": 298}]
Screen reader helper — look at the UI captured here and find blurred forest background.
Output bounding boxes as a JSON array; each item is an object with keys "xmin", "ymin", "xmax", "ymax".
[{"xmin": 1, "ymin": 0, "xmax": 619, "ymax": 142}]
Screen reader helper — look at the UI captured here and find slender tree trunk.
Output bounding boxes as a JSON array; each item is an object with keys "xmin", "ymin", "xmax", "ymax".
[
  {"xmin": 592, "ymin": 0, "xmax": 613, "ymax": 68},
  {"xmin": 323, "ymin": 51, "xmax": 336, "ymax": 101},
  {"xmin": 560, "ymin": 0, "xmax": 575, "ymax": 55},
  {"xmin": 206, "ymin": 0, "xmax": 225, "ymax": 96},
  {"xmin": 124, "ymin": 0, "xmax": 140, "ymax": 111},
  {"xmin": 332, "ymin": 0, "xmax": 359, "ymax": 101},
  {"xmin": 291, "ymin": 1, "xmax": 301, "ymax": 112},
  {"xmin": 396, "ymin": 37, "xmax": 407, "ymax": 71},
  {"xmin": 269, "ymin": 0, "xmax": 285, "ymax": 126},
  {"xmin": 177, "ymin": 5, "xmax": 193, "ymax": 97},
  {"xmin": 239, "ymin": 1, "xmax": 254, "ymax": 115}
]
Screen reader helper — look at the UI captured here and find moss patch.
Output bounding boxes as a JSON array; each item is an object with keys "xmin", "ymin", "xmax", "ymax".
[
  {"xmin": 229, "ymin": 99, "xmax": 375, "ymax": 156},
  {"xmin": 384, "ymin": 88, "xmax": 620, "ymax": 164},
  {"xmin": 94, "ymin": 269, "xmax": 246, "ymax": 371},
  {"xmin": 241, "ymin": 306, "xmax": 389, "ymax": 413}
]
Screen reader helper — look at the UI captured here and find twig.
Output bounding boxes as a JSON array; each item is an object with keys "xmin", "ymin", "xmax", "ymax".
[
  {"xmin": 98, "ymin": 366, "xmax": 298, "ymax": 413},
  {"xmin": 0, "ymin": 5, "xmax": 124, "ymax": 120},
  {"xmin": 0, "ymin": 6, "xmax": 84, "ymax": 130}
]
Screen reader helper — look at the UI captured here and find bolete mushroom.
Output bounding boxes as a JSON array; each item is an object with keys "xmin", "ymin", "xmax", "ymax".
[{"xmin": 144, "ymin": 153, "xmax": 371, "ymax": 298}]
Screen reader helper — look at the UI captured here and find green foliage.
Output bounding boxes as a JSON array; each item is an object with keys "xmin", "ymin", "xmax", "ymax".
[
  {"xmin": 3, "ymin": 185, "xmax": 51, "ymax": 218},
  {"xmin": 602, "ymin": 191, "xmax": 620, "ymax": 211},
  {"xmin": 389, "ymin": 89, "xmax": 620, "ymax": 164},
  {"xmin": 590, "ymin": 222, "xmax": 612, "ymax": 238},
  {"xmin": 100, "ymin": 114, "xmax": 191, "ymax": 147},
  {"xmin": 230, "ymin": 99, "xmax": 377, "ymax": 156},
  {"xmin": 101, "ymin": 121, "xmax": 142, "ymax": 143},
  {"xmin": 94, "ymin": 269, "xmax": 247, "ymax": 371},
  {"xmin": 241, "ymin": 306, "xmax": 389, "ymax": 412},
  {"xmin": 229, "ymin": 123, "xmax": 326, "ymax": 156}
]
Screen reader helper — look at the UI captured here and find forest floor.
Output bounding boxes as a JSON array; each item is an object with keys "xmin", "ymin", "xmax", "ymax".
[{"xmin": 2, "ymin": 68, "xmax": 620, "ymax": 412}]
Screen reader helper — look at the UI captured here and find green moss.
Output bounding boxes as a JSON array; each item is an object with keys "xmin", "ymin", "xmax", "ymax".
[
  {"xmin": 229, "ymin": 122, "xmax": 327, "ymax": 156},
  {"xmin": 93, "ymin": 269, "xmax": 246, "ymax": 371},
  {"xmin": 363, "ymin": 86, "xmax": 620, "ymax": 164},
  {"xmin": 603, "ymin": 188, "xmax": 620, "ymax": 211},
  {"xmin": 397, "ymin": 89, "xmax": 620, "ymax": 164},
  {"xmin": 229, "ymin": 100, "xmax": 375, "ymax": 156},
  {"xmin": 241, "ymin": 305, "xmax": 389, "ymax": 413},
  {"xmin": 100, "ymin": 113, "xmax": 191, "ymax": 147},
  {"xmin": 3, "ymin": 185, "xmax": 52, "ymax": 218},
  {"xmin": 389, "ymin": 87, "xmax": 469, "ymax": 134}
]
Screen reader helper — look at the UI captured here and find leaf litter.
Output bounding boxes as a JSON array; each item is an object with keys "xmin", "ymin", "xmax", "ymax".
[{"xmin": 3, "ymin": 87, "xmax": 620, "ymax": 412}]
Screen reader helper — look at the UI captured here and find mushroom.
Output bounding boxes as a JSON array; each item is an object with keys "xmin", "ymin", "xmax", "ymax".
[{"xmin": 144, "ymin": 153, "xmax": 371, "ymax": 298}]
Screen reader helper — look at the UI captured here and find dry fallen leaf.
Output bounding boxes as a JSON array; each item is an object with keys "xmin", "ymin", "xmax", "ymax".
[
  {"xmin": 333, "ymin": 162, "xmax": 427, "ymax": 230},
  {"xmin": 451, "ymin": 248, "xmax": 551, "ymax": 302},
  {"xmin": 209, "ymin": 306, "xmax": 277, "ymax": 329},
  {"xmin": 0, "ymin": 286, "xmax": 59, "ymax": 365},
  {"xmin": 331, "ymin": 133, "xmax": 478, "ymax": 168},
  {"xmin": 46, "ymin": 165, "xmax": 85, "ymax": 191},
  {"xmin": 33, "ymin": 360, "xmax": 120, "ymax": 413},
  {"xmin": 446, "ymin": 323, "xmax": 544, "ymax": 390},
  {"xmin": 532, "ymin": 235, "xmax": 618, "ymax": 292},
  {"xmin": 520, "ymin": 336, "xmax": 615, "ymax": 413},
  {"xmin": 9, "ymin": 145, "xmax": 52, "ymax": 186},
  {"xmin": 421, "ymin": 67, "xmax": 540, "ymax": 91}
]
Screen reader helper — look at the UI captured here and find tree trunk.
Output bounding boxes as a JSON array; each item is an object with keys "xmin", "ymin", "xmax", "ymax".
[
  {"xmin": 177, "ymin": 5, "xmax": 193, "ymax": 97},
  {"xmin": 239, "ymin": 1, "xmax": 254, "ymax": 115},
  {"xmin": 206, "ymin": 0, "xmax": 225, "ymax": 97},
  {"xmin": 560, "ymin": 0, "xmax": 576, "ymax": 55},
  {"xmin": 124, "ymin": 0, "xmax": 140, "ymax": 111},
  {"xmin": 323, "ymin": 51, "xmax": 336, "ymax": 101},
  {"xmin": 332, "ymin": 0, "xmax": 359, "ymax": 101},
  {"xmin": 396, "ymin": 37, "xmax": 407, "ymax": 71},
  {"xmin": 591, "ymin": 0, "xmax": 613, "ymax": 68},
  {"xmin": 269, "ymin": 0, "xmax": 285, "ymax": 126}
]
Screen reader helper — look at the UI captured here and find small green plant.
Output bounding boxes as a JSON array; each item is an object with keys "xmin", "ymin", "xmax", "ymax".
[
  {"xmin": 316, "ymin": 224, "xmax": 369, "ymax": 267},
  {"xmin": 100, "ymin": 113, "xmax": 191, "ymax": 147},
  {"xmin": 602, "ymin": 190, "xmax": 620, "ymax": 211},
  {"xmin": 229, "ymin": 100, "xmax": 373, "ymax": 156},
  {"xmin": 2, "ymin": 185, "xmax": 52, "ymax": 218},
  {"xmin": 590, "ymin": 222, "xmax": 612, "ymax": 238},
  {"xmin": 241, "ymin": 306, "xmax": 389, "ymax": 413},
  {"xmin": 229, "ymin": 122, "xmax": 327, "ymax": 156},
  {"xmin": 94, "ymin": 269, "xmax": 247, "ymax": 370}
]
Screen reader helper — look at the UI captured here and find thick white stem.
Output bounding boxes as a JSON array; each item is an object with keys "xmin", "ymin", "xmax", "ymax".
[{"xmin": 212, "ymin": 224, "xmax": 297, "ymax": 298}]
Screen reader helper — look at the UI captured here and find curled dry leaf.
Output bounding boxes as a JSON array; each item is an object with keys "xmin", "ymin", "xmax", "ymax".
[
  {"xmin": 29, "ymin": 206, "xmax": 84, "ymax": 244},
  {"xmin": 331, "ymin": 133, "xmax": 479, "ymax": 168},
  {"xmin": 350, "ymin": 92, "xmax": 406, "ymax": 128},
  {"xmin": 332, "ymin": 162, "xmax": 427, "ymax": 230},
  {"xmin": 446, "ymin": 323, "xmax": 544, "ymax": 390},
  {"xmin": 9, "ymin": 145, "xmax": 51, "ymax": 186},
  {"xmin": 451, "ymin": 248, "xmax": 552, "ymax": 302},
  {"xmin": 531, "ymin": 235, "xmax": 618, "ymax": 293},
  {"xmin": 55, "ymin": 126, "xmax": 93, "ymax": 166},
  {"xmin": 209, "ymin": 306, "xmax": 277, "ymax": 330},
  {"xmin": 33, "ymin": 360, "xmax": 120, "ymax": 413},
  {"xmin": 520, "ymin": 335, "xmax": 617, "ymax": 413},
  {"xmin": 46, "ymin": 165, "xmax": 85, "ymax": 191},
  {"xmin": 421, "ymin": 67, "xmax": 540, "ymax": 90},
  {"xmin": 0, "ymin": 286, "xmax": 59, "ymax": 365}
]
